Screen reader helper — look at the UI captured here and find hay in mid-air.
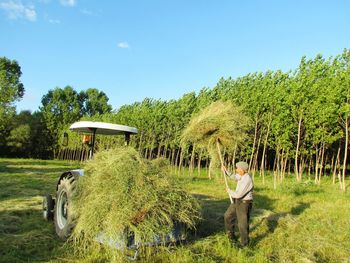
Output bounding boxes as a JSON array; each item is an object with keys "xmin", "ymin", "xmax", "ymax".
[
  {"xmin": 70, "ymin": 147, "xmax": 200, "ymax": 255},
  {"xmin": 181, "ymin": 100, "xmax": 250, "ymax": 202},
  {"xmin": 181, "ymin": 100, "xmax": 249, "ymax": 151}
]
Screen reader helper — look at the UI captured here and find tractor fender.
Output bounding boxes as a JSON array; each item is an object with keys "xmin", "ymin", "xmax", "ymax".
[{"xmin": 56, "ymin": 169, "xmax": 84, "ymax": 191}]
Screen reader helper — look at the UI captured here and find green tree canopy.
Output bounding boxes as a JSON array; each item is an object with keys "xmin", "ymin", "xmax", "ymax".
[
  {"xmin": 0, "ymin": 57, "xmax": 24, "ymax": 130},
  {"xmin": 80, "ymin": 88, "xmax": 112, "ymax": 116}
]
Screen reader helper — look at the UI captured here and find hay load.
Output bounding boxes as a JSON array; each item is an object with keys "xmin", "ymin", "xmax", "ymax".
[
  {"xmin": 181, "ymin": 100, "xmax": 250, "ymax": 202},
  {"xmin": 70, "ymin": 147, "xmax": 200, "ymax": 250}
]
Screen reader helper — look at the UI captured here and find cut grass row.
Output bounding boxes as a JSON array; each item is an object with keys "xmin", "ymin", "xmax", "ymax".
[{"xmin": 0, "ymin": 158, "xmax": 349, "ymax": 262}]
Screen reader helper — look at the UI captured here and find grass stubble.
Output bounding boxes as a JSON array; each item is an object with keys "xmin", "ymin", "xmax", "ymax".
[{"xmin": 0, "ymin": 158, "xmax": 349, "ymax": 262}]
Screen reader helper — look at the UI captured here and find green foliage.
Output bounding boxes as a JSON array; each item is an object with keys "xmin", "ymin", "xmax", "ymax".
[
  {"xmin": 0, "ymin": 57, "xmax": 24, "ymax": 105},
  {"xmin": 70, "ymin": 147, "xmax": 201, "ymax": 256},
  {"xmin": 4, "ymin": 50, "xmax": 350, "ymax": 184},
  {"xmin": 6, "ymin": 124, "xmax": 31, "ymax": 150},
  {"xmin": 79, "ymin": 88, "xmax": 112, "ymax": 116},
  {"xmin": 40, "ymin": 86, "xmax": 82, "ymax": 139},
  {"xmin": 38, "ymin": 86, "xmax": 113, "ymax": 156},
  {"xmin": 0, "ymin": 111, "xmax": 54, "ymax": 158},
  {"xmin": 0, "ymin": 57, "xmax": 24, "ymax": 131}
]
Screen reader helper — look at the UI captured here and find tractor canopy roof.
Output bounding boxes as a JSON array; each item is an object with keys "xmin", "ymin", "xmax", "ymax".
[{"xmin": 69, "ymin": 121, "xmax": 138, "ymax": 135}]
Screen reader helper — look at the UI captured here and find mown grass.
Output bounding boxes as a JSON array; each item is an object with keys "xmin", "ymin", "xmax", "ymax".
[{"xmin": 0, "ymin": 158, "xmax": 350, "ymax": 262}]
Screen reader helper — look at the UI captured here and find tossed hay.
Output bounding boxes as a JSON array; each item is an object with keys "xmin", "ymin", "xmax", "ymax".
[
  {"xmin": 182, "ymin": 100, "xmax": 249, "ymax": 150},
  {"xmin": 181, "ymin": 100, "xmax": 250, "ymax": 202},
  {"xmin": 70, "ymin": 147, "xmax": 200, "ymax": 254}
]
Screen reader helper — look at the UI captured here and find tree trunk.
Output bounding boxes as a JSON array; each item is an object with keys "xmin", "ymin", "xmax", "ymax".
[
  {"xmin": 272, "ymin": 150, "xmax": 277, "ymax": 171},
  {"xmin": 63, "ymin": 149, "xmax": 66, "ymax": 160},
  {"xmin": 318, "ymin": 142, "xmax": 326, "ymax": 184},
  {"xmin": 208, "ymin": 159, "xmax": 213, "ymax": 180},
  {"xmin": 333, "ymin": 146, "xmax": 341, "ymax": 184},
  {"xmin": 279, "ymin": 148, "xmax": 285, "ymax": 182},
  {"xmin": 299, "ymin": 156, "xmax": 305, "ymax": 181},
  {"xmin": 189, "ymin": 144, "xmax": 196, "ymax": 176},
  {"xmin": 164, "ymin": 143, "xmax": 169, "ymax": 158},
  {"xmin": 282, "ymin": 151, "xmax": 288, "ymax": 182},
  {"xmin": 138, "ymin": 131, "xmax": 144, "ymax": 154},
  {"xmin": 197, "ymin": 149, "xmax": 203, "ymax": 176},
  {"xmin": 232, "ymin": 144, "xmax": 237, "ymax": 170},
  {"xmin": 295, "ymin": 115, "xmax": 303, "ymax": 182},
  {"xmin": 249, "ymin": 116, "xmax": 259, "ymax": 170},
  {"xmin": 275, "ymin": 149, "xmax": 281, "ymax": 189},
  {"xmin": 147, "ymin": 137, "xmax": 155, "ymax": 160},
  {"xmin": 175, "ymin": 148, "xmax": 181, "ymax": 166},
  {"xmin": 205, "ymin": 158, "xmax": 209, "ymax": 179},
  {"xmin": 342, "ymin": 116, "xmax": 348, "ymax": 192},
  {"xmin": 178, "ymin": 147, "xmax": 184, "ymax": 176},
  {"xmin": 314, "ymin": 145, "xmax": 321, "ymax": 184},
  {"xmin": 170, "ymin": 147, "xmax": 176, "ymax": 166},
  {"xmin": 252, "ymin": 131, "xmax": 262, "ymax": 177},
  {"xmin": 144, "ymin": 144, "xmax": 149, "ymax": 159},
  {"xmin": 260, "ymin": 113, "xmax": 272, "ymax": 178},
  {"xmin": 308, "ymin": 157, "xmax": 312, "ymax": 180},
  {"xmin": 156, "ymin": 143, "xmax": 162, "ymax": 158}
]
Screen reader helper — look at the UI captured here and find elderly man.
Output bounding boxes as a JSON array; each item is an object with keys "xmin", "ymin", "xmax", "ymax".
[{"xmin": 222, "ymin": 161, "xmax": 253, "ymax": 247}]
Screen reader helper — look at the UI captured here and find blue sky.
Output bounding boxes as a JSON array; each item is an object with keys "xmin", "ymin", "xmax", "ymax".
[{"xmin": 1, "ymin": 0, "xmax": 349, "ymax": 112}]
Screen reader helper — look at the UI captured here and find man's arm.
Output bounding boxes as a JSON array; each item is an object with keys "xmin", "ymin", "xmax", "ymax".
[
  {"xmin": 228, "ymin": 176, "xmax": 253, "ymax": 199},
  {"xmin": 222, "ymin": 166, "xmax": 239, "ymax": 181}
]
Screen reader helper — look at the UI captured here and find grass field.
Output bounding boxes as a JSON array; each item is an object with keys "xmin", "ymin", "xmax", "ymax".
[{"xmin": 1, "ymin": 158, "xmax": 350, "ymax": 262}]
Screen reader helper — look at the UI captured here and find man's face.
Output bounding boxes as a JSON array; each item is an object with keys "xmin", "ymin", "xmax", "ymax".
[{"xmin": 236, "ymin": 167, "xmax": 245, "ymax": 176}]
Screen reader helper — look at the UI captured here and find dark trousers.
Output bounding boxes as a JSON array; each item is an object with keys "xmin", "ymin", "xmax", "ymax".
[{"xmin": 224, "ymin": 200, "xmax": 252, "ymax": 246}]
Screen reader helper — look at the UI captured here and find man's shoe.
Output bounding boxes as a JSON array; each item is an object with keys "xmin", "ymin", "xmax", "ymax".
[
  {"xmin": 227, "ymin": 231, "xmax": 236, "ymax": 241},
  {"xmin": 238, "ymin": 241, "xmax": 250, "ymax": 249}
]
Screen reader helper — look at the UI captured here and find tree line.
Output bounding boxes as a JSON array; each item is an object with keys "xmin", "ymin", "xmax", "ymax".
[{"xmin": 1, "ymin": 50, "xmax": 350, "ymax": 190}]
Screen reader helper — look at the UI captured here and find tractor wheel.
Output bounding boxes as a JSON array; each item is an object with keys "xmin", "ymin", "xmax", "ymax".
[
  {"xmin": 43, "ymin": 194, "xmax": 55, "ymax": 221},
  {"xmin": 54, "ymin": 176, "xmax": 77, "ymax": 240}
]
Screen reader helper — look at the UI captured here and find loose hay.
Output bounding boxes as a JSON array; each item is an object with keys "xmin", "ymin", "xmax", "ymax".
[
  {"xmin": 181, "ymin": 100, "xmax": 249, "ymax": 152},
  {"xmin": 181, "ymin": 100, "xmax": 249, "ymax": 173},
  {"xmin": 181, "ymin": 100, "xmax": 250, "ymax": 202},
  {"xmin": 70, "ymin": 147, "xmax": 201, "ymax": 255}
]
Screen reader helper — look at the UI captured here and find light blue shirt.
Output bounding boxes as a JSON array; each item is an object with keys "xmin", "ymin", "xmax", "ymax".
[{"xmin": 227, "ymin": 172, "xmax": 253, "ymax": 201}]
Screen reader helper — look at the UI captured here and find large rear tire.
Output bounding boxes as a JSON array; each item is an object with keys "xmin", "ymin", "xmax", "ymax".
[{"xmin": 54, "ymin": 176, "xmax": 77, "ymax": 240}]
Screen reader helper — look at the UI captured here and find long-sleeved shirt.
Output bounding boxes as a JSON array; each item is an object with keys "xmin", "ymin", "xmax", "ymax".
[{"xmin": 226, "ymin": 172, "xmax": 253, "ymax": 201}]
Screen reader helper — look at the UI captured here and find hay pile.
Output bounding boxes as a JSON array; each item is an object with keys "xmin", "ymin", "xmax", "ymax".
[{"xmin": 71, "ymin": 147, "xmax": 200, "ymax": 248}]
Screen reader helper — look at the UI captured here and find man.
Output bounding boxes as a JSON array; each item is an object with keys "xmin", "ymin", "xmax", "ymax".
[{"xmin": 222, "ymin": 161, "xmax": 253, "ymax": 247}]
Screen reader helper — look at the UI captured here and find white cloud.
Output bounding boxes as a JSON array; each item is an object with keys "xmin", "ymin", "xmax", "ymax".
[
  {"xmin": 60, "ymin": 0, "xmax": 76, "ymax": 7},
  {"xmin": 118, "ymin": 42, "xmax": 130, "ymax": 49},
  {"xmin": 80, "ymin": 8, "xmax": 94, "ymax": 16},
  {"xmin": 49, "ymin": 18, "xmax": 60, "ymax": 24},
  {"xmin": 0, "ymin": 0, "xmax": 37, "ymax": 21}
]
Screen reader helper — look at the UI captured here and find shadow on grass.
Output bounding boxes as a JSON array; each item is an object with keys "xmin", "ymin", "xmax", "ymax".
[
  {"xmin": 252, "ymin": 201, "xmax": 311, "ymax": 246},
  {"xmin": 0, "ymin": 160, "xmax": 81, "ymax": 201},
  {"xmin": 0, "ymin": 165, "xmax": 79, "ymax": 175},
  {"xmin": 189, "ymin": 191, "xmax": 311, "ymax": 247},
  {"xmin": 0, "ymin": 208, "xmax": 63, "ymax": 263},
  {"xmin": 190, "ymin": 192, "xmax": 276, "ymax": 241}
]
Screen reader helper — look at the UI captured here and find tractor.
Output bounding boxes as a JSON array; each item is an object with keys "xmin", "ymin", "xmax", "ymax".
[
  {"xmin": 42, "ymin": 121, "xmax": 186, "ymax": 258},
  {"xmin": 42, "ymin": 121, "xmax": 138, "ymax": 239}
]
